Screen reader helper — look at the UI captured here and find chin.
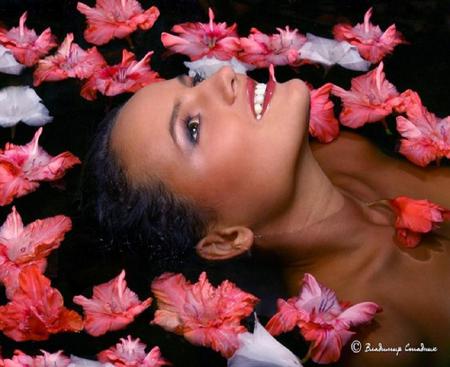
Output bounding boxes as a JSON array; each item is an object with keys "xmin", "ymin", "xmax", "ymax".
[{"xmin": 286, "ymin": 78, "xmax": 311, "ymax": 134}]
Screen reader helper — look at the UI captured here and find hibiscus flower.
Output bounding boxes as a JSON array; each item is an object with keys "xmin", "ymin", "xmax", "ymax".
[
  {"xmin": 77, "ymin": 0, "xmax": 160, "ymax": 46},
  {"xmin": 239, "ymin": 26, "xmax": 306, "ymax": 68},
  {"xmin": 34, "ymin": 33, "xmax": 106, "ymax": 86},
  {"xmin": 388, "ymin": 196, "xmax": 450, "ymax": 247},
  {"xmin": 80, "ymin": 49, "xmax": 161, "ymax": 100},
  {"xmin": 73, "ymin": 270, "xmax": 152, "ymax": 336},
  {"xmin": 331, "ymin": 62, "xmax": 401, "ymax": 128},
  {"xmin": 151, "ymin": 272, "xmax": 259, "ymax": 358},
  {"xmin": 161, "ymin": 8, "xmax": 240, "ymax": 61},
  {"xmin": 0, "ymin": 206, "xmax": 72, "ymax": 299},
  {"xmin": 333, "ymin": 7, "xmax": 406, "ymax": 63},
  {"xmin": 0, "ymin": 127, "xmax": 81, "ymax": 206},
  {"xmin": 97, "ymin": 335, "xmax": 169, "ymax": 367},
  {"xmin": 0, "ymin": 86, "xmax": 53, "ymax": 128},
  {"xmin": 266, "ymin": 273, "xmax": 381, "ymax": 364},
  {"xmin": 0, "ymin": 265, "xmax": 83, "ymax": 341},
  {"xmin": 0, "ymin": 12, "xmax": 57, "ymax": 66},
  {"xmin": 395, "ymin": 90, "xmax": 450, "ymax": 167},
  {"xmin": 309, "ymin": 83, "xmax": 339, "ymax": 143}
]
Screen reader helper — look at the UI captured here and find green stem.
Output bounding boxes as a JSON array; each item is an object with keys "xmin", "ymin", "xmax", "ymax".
[
  {"xmin": 301, "ymin": 346, "xmax": 312, "ymax": 364},
  {"xmin": 381, "ymin": 118, "xmax": 393, "ymax": 135},
  {"xmin": 10, "ymin": 125, "xmax": 16, "ymax": 140},
  {"xmin": 126, "ymin": 35, "xmax": 134, "ymax": 50}
]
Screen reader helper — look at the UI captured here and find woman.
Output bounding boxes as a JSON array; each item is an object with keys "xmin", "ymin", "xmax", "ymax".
[{"xmin": 83, "ymin": 66, "xmax": 450, "ymax": 367}]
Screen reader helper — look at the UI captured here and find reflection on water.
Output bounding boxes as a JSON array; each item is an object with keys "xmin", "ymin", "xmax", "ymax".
[{"xmin": 0, "ymin": 0, "xmax": 448, "ymax": 366}]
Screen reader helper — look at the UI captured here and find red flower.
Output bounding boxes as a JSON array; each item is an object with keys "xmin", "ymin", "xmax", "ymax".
[
  {"xmin": 395, "ymin": 90, "xmax": 450, "ymax": 167},
  {"xmin": 266, "ymin": 273, "xmax": 381, "ymax": 364},
  {"xmin": 0, "ymin": 12, "xmax": 57, "ymax": 67},
  {"xmin": 239, "ymin": 26, "xmax": 306, "ymax": 68},
  {"xmin": 0, "ymin": 206, "xmax": 71, "ymax": 299},
  {"xmin": 309, "ymin": 83, "xmax": 339, "ymax": 143},
  {"xmin": 97, "ymin": 335, "xmax": 170, "ymax": 367},
  {"xmin": 80, "ymin": 49, "xmax": 161, "ymax": 100},
  {"xmin": 0, "ymin": 266, "xmax": 83, "ymax": 341},
  {"xmin": 333, "ymin": 7, "xmax": 405, "ymax": 63},
  {"xmin": 77, "ymin": 0, "xmax": 160, "ymax": 46},
  {"xmin": 389, "ymin": 196, "xmax": 450, "ymax": 247},
  {"xmin": 331, "ymin": 62, "xmax": 400, "ymax": 128},
  {"xmin": 34, "ymin": 33, "xmax": 106, "ymax": 86},
  {"xmin": 161, "ymin": 8, "xmax": 241, "ymax": 61},
  {"xmin": 0, "ymin": 127, "xmax": 81, "ymax": 206},
  {"xmin": 151, "ymin": 272, "xmax": 259, "ymax": 358},
  {"xmin": 73, "ymin": 270, "xmax": 152, "ymax": 336}
]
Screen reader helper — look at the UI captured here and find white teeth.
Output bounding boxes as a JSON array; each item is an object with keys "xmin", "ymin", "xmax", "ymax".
[{"xmin": 253, "ymin": 83, "xmax": 266, "ymax": 119}]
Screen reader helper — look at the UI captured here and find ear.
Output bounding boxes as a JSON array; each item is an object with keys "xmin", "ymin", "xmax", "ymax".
[{"xmin": 196, "ymin": 226, "xmax": 254, "ymax": 260}]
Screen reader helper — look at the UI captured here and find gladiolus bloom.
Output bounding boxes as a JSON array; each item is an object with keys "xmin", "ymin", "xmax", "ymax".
[
  {"xmin": 395, "ymin": 90, "xmax": 450, "ymax": 167},
  {"xmin": 333, "ymin": 7, "xmax": 405, "ymax": 64},
  {"xmin": 1, "ymin": 350, "xmax": 71, "ymax": 367},
  {"xmin": 151, "ymin": 272, "xmax": 259, "ymax": 358},
  {"xmin": 0, "ymin": 266, "xmax": 83, "ymax": 341},
  {"xmin": 77, "ymin": 0, "xmax": 160, "ymax": 46},
  {"xmin": 34, "ymin": 33, "xmax": 106, "ymax": 86},
  {"xmin": 389, "ymin": 196, "xmax": 450, "ymax": 247},
  {"xmin": 0, "ymin": 206, "xmax": 71, "ymax": 299},
  {"xmin": 73, "ymin": 270, "xmax": 152, "ymax": 336},
  {"xmin": 0, "ymin": 127, "xmax": 81, "ymax": 206},
  {"xmin": 239, "ymin": 26, "xmax": 306, "ymax": 68},
  {"xmin": 309, "ymin": 83, "xmax": 339, "ymax": 143},
  {"xmin": 266, "ymin": 273, "xmax": 381, "ymax": 364},
  {"xmin": 0, "ymin": 12, "xmax": 57, "ymax": 66},
  {"xmin": 80, "ymin": 49, "xmax": 161, "ymax": 100},
  {"xmin": 331, "ymin": 62, "xmax": 401, "ymax": 128},
  {"xmin": 161, "ymin": 8, "xmax": 240, "ymax": 61},
  {"xmin": 0, "ymin": 45, "xmax": 24, "ymax": 75},
  {"xmin": 97, "ymin": 335, "xmax": 169, "ymax": 367}
]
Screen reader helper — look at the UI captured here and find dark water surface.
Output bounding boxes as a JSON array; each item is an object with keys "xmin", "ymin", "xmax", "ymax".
[{"xmin": 0, "ymin": 0, "xmax": 449, "ymax": 366}]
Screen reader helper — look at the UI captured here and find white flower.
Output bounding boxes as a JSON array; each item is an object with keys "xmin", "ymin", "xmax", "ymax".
[
  {"xmin": 299, "ymin": 33, "xmax": 371, "ymax": 71},
  {"xmin": 228, "ymin": 316, "xmax": 302, "ymax": 367},
  {"xmin": 0, "ymin": 45, "xmax": 24, "ymax": 75},
  {"xmin": 68, "ymin": 356, "xmax": 114, "ymax": 367},
  {"xmin": 0, "ymin": 85, "xmax": 52, "ymax": 127},
  {"xmin": 184, "ymin": 56, "xmax": 254, "ymax": 79}
]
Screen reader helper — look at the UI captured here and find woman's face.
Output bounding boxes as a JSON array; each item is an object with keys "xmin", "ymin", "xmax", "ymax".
[{"xmin": 111, "ymin": 67, "xmax": 310, "ymax": 229}]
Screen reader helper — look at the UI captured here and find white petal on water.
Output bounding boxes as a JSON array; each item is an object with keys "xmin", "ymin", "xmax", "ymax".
[
  {"xmin": 68, "ymin": 356, "xmax": 115, "ymax": 367},
  {"xmin": 0, "ymin": 86, "xmax": 53, "ymax": 127},
  {"xmin": 228, "ymin": 316, "xmax": 302, "ymax": 367},
  {"xmin": 185, "ymin": 56, "xmax": 255, "ymax": 79},
  {"xmin": 0, "ymin": 45, "xmax": 24, "ymax": 75}
]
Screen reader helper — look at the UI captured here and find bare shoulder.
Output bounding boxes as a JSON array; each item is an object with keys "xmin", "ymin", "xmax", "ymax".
[{"xmin": 311, "ymin": 131, "xmax": 450, "ymax": 207}]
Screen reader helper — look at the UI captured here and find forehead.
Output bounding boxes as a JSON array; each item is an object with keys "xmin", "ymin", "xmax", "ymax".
[{"xmin": 110, "ymin": 78, "xmax": 181, "ymax": 186}]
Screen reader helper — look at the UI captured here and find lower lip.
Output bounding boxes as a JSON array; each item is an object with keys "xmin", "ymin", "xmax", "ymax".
[{"xmin": 247, "ymin": 77, "xmax": 276, "ymax": 120}]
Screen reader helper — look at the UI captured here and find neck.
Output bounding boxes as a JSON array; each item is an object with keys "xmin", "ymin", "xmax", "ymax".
[{"xmin": 253, "ymin": 142, "xmax": 392, "ymax": 268}]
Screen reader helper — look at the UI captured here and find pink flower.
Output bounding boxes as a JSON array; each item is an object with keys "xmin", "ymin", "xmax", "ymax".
[
  {"xmin": 73, "ymin": 270, "xmax": 152, "ymax": 336},
  {"xmin": 0, "ymin": 12, "xmax": 57, "ymax": 67},
  {"xmin": 0, "ymin": 127, "xmax": 81, "ymax": 206},
  {"xmin": 161, "ymin": 8, "xmax": 241, "ymax": 61},
  {"xmin": 0, "ymin": 206, "xmax": 71, "ymax": 299},
  {"xmin": 395, "ymin": 90, "xmax": 450, "ymax": 167},
  {"xmin": 77, "ymin": 0, "xmax": 160, "ymax": 46},
  {"xmin": 80, "ymin": 49, "xmax": 161, "ymax": 100},
  {"xmin": 151, "ymin": 272, "xmax": 259, "ymax": 358},
  {"xmin": 266, "ymin": 273, "xmax": 381, "ymax": 364},
  {"xmin": 98, "ymin": 335, "xmax": 169, "ymax": 367},
  {"xmin": 389, "ymin": 196, "xmax": 450, "ymax": 247},
  {"xmin": 331, "ymin": 62, "xmax": 401, "ymax": 128},
  {"xmin": 239, "ymin": 26, "xmax": 306, "ymax": 68},
  {"xmin": 1, "ymin": 350, "xmax": 70, "ymax": 367},
  {"xmin": 0, "ymin": 265, "xmax": 83, "ymax": 341},
  {"xmin": 309, "ymin": 83, "xmax": 339, "ymax": 143},
  {"xmin": 333, "ymin": 7, "xmax": 406, "ymax": 63},
  {"xmin": 33, "ymin": 33, "xmax": 106, "ymax": 86}
]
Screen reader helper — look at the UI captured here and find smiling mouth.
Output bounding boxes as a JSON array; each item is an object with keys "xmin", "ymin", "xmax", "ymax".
[{"xmin": 247, "ymin": 77, "xmax": 276, "ymax": 120}]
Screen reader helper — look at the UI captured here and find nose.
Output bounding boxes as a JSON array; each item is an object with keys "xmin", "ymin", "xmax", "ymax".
[{"xmin": 209, "ymin": 66, "xmax": 236, "ymax": 105}]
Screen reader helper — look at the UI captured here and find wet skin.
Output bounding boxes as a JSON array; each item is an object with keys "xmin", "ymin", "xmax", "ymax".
[{"xmin": 111, "ymin": 67, "xmax": 450, "ymax": 367}]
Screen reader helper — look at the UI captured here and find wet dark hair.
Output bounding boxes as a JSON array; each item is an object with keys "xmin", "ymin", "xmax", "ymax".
[{"xmin": 80, "ymin": 106, "xmax": 215, "ymax": 273}]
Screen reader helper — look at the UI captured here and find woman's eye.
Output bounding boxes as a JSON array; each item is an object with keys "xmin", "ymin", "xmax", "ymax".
[
  {"xmin": 185, "ymin": 115, "xmax": 200, "ymax": 144},
  {"xmin": 192, "ymin": 73, "xmax": 205, "ymax": 86}
]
